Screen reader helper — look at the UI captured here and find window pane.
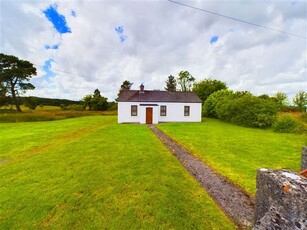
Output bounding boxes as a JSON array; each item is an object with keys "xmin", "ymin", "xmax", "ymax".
[
  {"xmin": 160, "ymin": 105, "xmax": 166, "ymax": 116},
  {"xmin": 184, "ymin": 106, "xmax": 190, "ymax": 116},
  {"xmin": 131, "ymin": 105, "xmax": 137, "ymax": 116}
]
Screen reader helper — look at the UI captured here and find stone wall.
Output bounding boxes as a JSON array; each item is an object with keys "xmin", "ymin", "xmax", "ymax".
[
  {"xmin": 302, "ymin": 146, "xmax": 307, "ymax": 171},
  {"xmin": 254, "ymin": 168, "xmax": 307, "ymax": 229}
]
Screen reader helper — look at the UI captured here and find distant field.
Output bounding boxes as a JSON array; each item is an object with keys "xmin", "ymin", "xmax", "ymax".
[
  {"xmin": 0, "ymin": 105, "xmax": 117, "ymax": 123},
  {"xmin": 157, "ymin": 118, "xmax": 307, "ymax": 195},
  {"xmin": 0, "ymin": 116, "xmax": 235, "ymax": 229}
]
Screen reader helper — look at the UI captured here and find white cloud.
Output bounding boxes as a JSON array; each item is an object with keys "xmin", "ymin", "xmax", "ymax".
[{"xmin": 1, "ymin": 0, "xmax": 306, "ymax": 101}]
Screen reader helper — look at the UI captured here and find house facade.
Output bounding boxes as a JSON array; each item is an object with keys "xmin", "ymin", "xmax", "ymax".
[{"xmin": 118, "ymin": 85, "xmax": 202, "ymax": 124}]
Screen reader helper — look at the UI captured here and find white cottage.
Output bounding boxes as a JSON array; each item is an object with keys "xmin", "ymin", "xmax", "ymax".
[{"xmin": 118, "ymin": 84, "xmax": 202, "ymax": 124}]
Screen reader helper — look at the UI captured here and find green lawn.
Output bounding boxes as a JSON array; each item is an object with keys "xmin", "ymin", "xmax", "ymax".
[
  {"xmin": 157, "ymin": 118, "xmax": 306, "ymax": 195},
  {"xmin": 0, "ymin": 116, "xmax": 235, "ymax": 229}
]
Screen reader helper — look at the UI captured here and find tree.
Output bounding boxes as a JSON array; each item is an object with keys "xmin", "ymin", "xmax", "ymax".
[
  {"xmin": 119, "ymin": 80, "xmax": 133, "ymax": 91},
  {"xmin": 0, "ymin": 82, "xmax": 8, "ymax": 107},
  {"xmin": 0, "ymin": 53, "xmax": 36, "ymax": 112},
  {"xmin": 116, "ymin": 80, "xmax": 133, "ymax": 101},
  {"xmin": 82, "ymin": 89, "xmax": 108, "ymax": 111},
  {"xmin": 273, "ymin": 92, "xmax": 288, "ymax": 110},
  {"xmin": 177, "ymin": 71, "xmax": 195, "ymax": 92},
  {"xmin": 193, "ymin": 78, "xmax": 227, "ymax": 103},
  {"xmin": 203, "ymin": 89, "xmax": 234, "ymax": 118},
  {"xmin": 91, "ymin": 89, "xmax": 108, "ymax": 111},
  {"xmin": 165, "ymin": 75, "xmax": 177, "ymax": 92},
  {"xmin": 293, "ymin": 91, "xmax": 307, "ymax": 112},
  {"xmin": 215, "ymin": 93, "xmax": 278, "ymax": 128},
  {"xmin": 82, "ymin": 95, "xmax": 93, "ymax": 110},
  {"xmin": 23, "ymin": 96, "xmax": 37, "ymax": 110}
]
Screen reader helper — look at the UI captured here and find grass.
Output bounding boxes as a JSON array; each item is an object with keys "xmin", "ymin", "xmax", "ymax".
[
  {"xmin": 157, "ymin": 118, "xmax": 307, "ymax": 195},
  {"xmin": 0, "ymin": 116, "xmax": 235, "ymax": 229},
  {"xmin": 0, "ymin": 105, "xmax": 117, "ymax": 123}
]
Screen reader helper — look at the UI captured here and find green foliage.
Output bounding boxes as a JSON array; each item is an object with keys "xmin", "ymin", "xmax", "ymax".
[
  {"xmin": 0, "ymin": 96, "xmax": 9, "ymax": 107},
  {"xmin": 0, "ymin": 53, "xmax": 36, "ymax": 112},
  {"xmin": 30, "ymin": 97, "xmax": 81, "ymax": 106},
  {"xmin": 119, "ymin": 80, "xmax": 133, "ymax": 91},
  {"xmin": 158, "ymin": 119, "xmax": 305, "ymax": 195},
  {"xmin": 300, "ymin": 112, "xmax": 307, "ymax": 123},
  {"xmin": 272, "ymin": 115, "xmax": 300, "ymax": 133},
  {"xmin": 177, "ymin": 71, "xmax": 195, "ymax": 92},
  {"xmin": 60, "ymin": 104, "xmax": 84, "ymax": 111},
  {"xmin": 272, "ymin": 92, "xmax": 289, "ymax": 111},
  {"xmin": 203, "ymin": 89, "xmax": 234, "ymax": 118},
  {"xmin": 214, "ymin": 93, "xmax": 278, "ymax": 128},
  {"xmin": 193, "ymin": 78, "xmax": 227, "ymax": 103},
  {"xmin": 82, "ymin": 89, "xmax": 108, "ymax": 111},
  {"xmin": 23, "ymin": 96, "xmax": 37, "ymax": 110},
  {"xmin": 230, "ymin": 95, "xmax": 278, "ymax": 128},
  {"xmin": 0, "ymin": 82, "xmax": 7, "ymax": 106},
  {"xmin": 165, "ymin": 75, "xmax": 177, "ymax": 92},
  {"xmin": 293, "ymin": 91, "xmax": 307, "ymax": 112},
  {"xmin": 107, "ymin": 101, "xmax": 117, "ymax": 111},
  {"xmin": 117, "ymin": 80, "xmax": 133, "ymax": 100}
]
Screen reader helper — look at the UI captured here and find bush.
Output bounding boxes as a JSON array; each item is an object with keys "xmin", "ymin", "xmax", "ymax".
[
  {"xmin": 300, "ymin": 112, "xmax": 307, "ymax": 123},
  {"xmin": 273, "ymin": 115, "xmax": 306, "ymax": 133},
  {"xmin": 203, "ymin": 89, "xmax": 234, "ymax": 118},
  {"xmin": 215, "ymin": 94, "xmax": 278, "ymax": 128},
  {"xmin": 60, "ymin": 104, "xmax": 84, "ymax": 111}
]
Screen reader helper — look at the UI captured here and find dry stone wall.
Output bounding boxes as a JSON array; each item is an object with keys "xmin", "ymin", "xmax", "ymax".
[{"xmin": 253, "ymin": 168, "xmax": 307, "ymax": 230}]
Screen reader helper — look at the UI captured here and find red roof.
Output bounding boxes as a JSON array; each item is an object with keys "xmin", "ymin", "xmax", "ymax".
[{"xmin": 118, "ymin": 90, "xmax": 201, "ymax": 103}]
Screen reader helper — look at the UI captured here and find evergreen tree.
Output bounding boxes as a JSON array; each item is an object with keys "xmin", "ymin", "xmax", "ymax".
[
  {"xmin": 165, "ymin": 75, "xmax": 177, "ymax": 92},
  {"xmin": 0, "ymin": 53, "xmax": 36, "ymax": 112}
]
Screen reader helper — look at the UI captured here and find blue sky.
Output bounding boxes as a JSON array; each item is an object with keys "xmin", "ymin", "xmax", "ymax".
[
  {"xmin": 210, "ymin": 35, "xmax": 219, "ymax": 45},
  {"xmin": 43, "ymin": 4, "xmax": 71, "ymax": 34},
  {"xmin": 115, "ymin": 26, "xmax": 127, "ymax": 43},
  {"xmin": 1, "ymin": 0, "xmax": 306, "ymax": 100}
]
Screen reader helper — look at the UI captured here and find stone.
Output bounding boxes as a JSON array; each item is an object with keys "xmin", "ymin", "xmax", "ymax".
[{"xmin": 254, "ymin": 169, "xmax": 307, "ymax": 230}]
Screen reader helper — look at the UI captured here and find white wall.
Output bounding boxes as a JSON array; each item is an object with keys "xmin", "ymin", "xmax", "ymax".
[
  {"xmin": 118, "ymin": 102, "xmax": 202, "ymax": 124},
  {"xmin": 158, "ymin": 102, "xmax": 201, "ymax": 123}
]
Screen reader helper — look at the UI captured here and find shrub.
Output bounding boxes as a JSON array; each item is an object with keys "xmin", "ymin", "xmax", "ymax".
[
  {"xmin": 203, "ymin": 89, "xmax": 234, "ymax": 118},
  {"xmin": 273, "ymin": 115, "xmax": 306, "ymax": 133},
  {"xmin": 300, "ymin": 112, "xmax": 307, "ymax": 123},
  {"xmin": 273, "ymin": 115, "xmax": 298, "ymax": 133},
  {"xmin": 215, "ymin": 94, "xmax": 278, "ymax": 128}
]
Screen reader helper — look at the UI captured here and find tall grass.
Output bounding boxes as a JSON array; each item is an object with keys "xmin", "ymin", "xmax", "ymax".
[{"xmin": 0, "ymin": 106, "xmax": 117, "ymax": 123}]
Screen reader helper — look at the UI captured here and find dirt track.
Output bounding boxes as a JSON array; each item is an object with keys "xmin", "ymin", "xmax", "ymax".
[{"xmin": 148, "ymin": 124, "xmax": 254, "ymax": 229}]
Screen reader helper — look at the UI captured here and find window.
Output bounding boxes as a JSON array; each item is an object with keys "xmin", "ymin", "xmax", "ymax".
[
  {"xmin": 184, "ymin": 106, "xmax": 190, "ymax": 116},
  {"xmin": 131, "ymin": 105, "xmax": 138, "ymax": 116},
  {"xmin": 160, "ymin": 105, "xmax": 167, "ymax": 116}
]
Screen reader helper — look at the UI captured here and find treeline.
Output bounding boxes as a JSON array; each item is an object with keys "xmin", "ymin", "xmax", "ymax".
[
  {"xmin": 161, "ymin": 71, "xmax": 306, "ymax": 132},
  {"xmin": 24, "ymin": 97, "xmax": 82, "ymax": 106}
]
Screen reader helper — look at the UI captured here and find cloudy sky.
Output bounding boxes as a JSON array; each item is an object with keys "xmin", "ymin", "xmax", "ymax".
[{"xmin": 1, "ymin": 0, "xmax": 306, "ymax": 101}]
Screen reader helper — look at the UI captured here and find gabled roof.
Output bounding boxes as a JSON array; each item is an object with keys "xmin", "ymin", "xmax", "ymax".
[{"xmin": 118, "ymin": 90, "xmax": 202, "ymax": 103}]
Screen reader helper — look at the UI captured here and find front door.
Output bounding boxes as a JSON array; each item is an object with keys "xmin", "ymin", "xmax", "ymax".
[{"xmin": 146, "ymin": 107, "xmax": 153, "ymax": 124}]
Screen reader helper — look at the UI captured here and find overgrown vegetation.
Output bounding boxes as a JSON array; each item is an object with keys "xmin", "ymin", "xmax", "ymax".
[
  {"xmin": 273, "ymin": 114, "xmax": 306, "ymax": 133},
  {"xmin": 0, "ymin": 116, "xmax": 235, "ymax": 229},
  {"xmin": 203, "ymin": 90, "xmax": 279, "ymax": 128}
]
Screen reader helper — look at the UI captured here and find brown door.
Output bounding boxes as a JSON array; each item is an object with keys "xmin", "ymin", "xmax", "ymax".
[{"xmin": 146, "ymin": 107, "xmax": 153, "ymax": 124}]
